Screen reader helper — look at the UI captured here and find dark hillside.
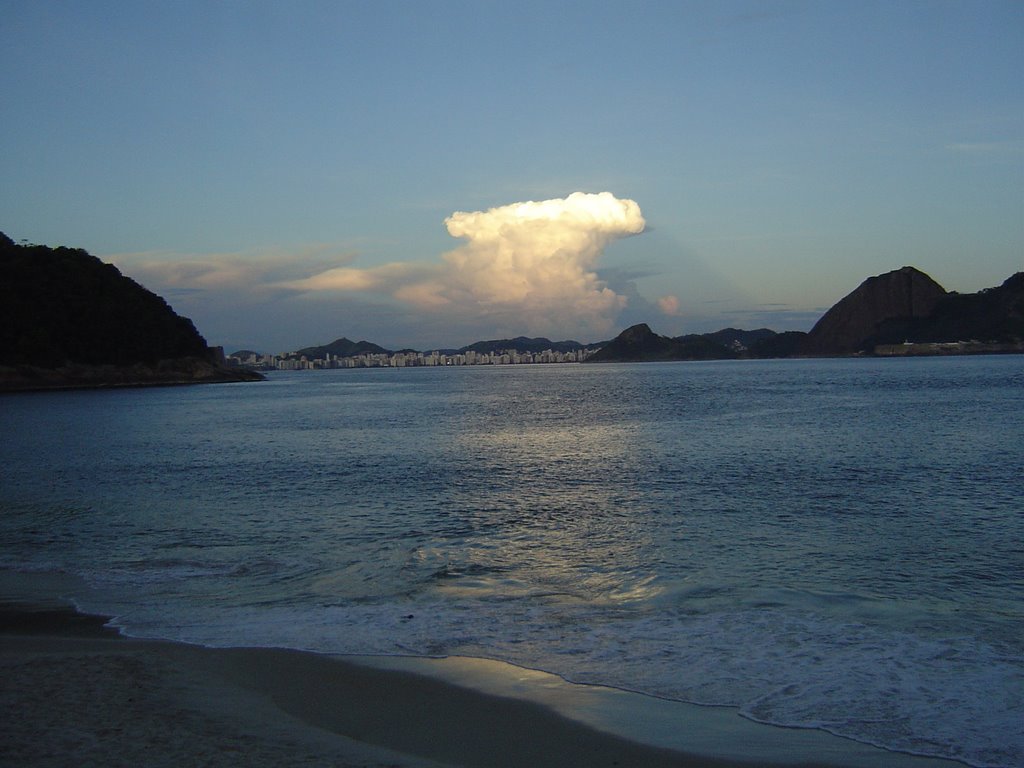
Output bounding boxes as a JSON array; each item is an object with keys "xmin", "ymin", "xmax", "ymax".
[
  {"xmin": 699, "ymin": 327, "xmax": 777, "ymax": 350},
  {"xmin": 459, "ymin": 336, "xmax": 588, "ymax": 354},
  {"xmin": 587, "ymin": 324, "xmax": 693, "ymax": 362},
  {"xmin": 801, "ymin": 266, "xmax": 947, "ymax": 355},
  {"xmin": 0, "ymin": 233, "xmax": 208, "ymax": 367},
  {"xmin": 867, "ymin": 272, "xmax": 1024, "ymax": 346},
  {"xmin": 289, "ymin": 337, "xmax": 391, "ymax": 360},
  {"xmin": 0, "ymin": 232, "xmax": 261, "ymax": 389}
]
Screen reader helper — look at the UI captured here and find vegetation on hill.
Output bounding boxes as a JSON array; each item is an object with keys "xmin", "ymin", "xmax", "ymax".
[
  {"xmin": 586, "ymin": 324, "xmax": 784, "ymax": 363},
  {"xmin": 587, "ymin": 269, "xmax": 1022, "ymax": 363},
  {"xmin": 585, "ymin": 324, "xmax": 713, "ymax": 362},
  {"xmin": 701, "ymin": 328, "xmax": 777, "ymax": 349},
  {"xmin": 458, "ymin": 336, "xmax": 591, "ymax": 355},
  {"xmin": 1, "ymin": 232, "xmax": 209, "ymax": 367},
  {"xmin": 801, "ymin": 266, "xmax": 948, "ymax": 355},
  {"xmin": 866, "ymin": 272, "xmax": 1024, "ymax": 348},
  {"xmin": 749, "ymin": 331, "xmax": 808, "ymax": 358},
  {"xmin": 285, "ymin": 337, "xmax": 391, "ymax": 360},
  {"xmin": 0, "ymin": 233, "xmax": 262, "ymax": 389}
]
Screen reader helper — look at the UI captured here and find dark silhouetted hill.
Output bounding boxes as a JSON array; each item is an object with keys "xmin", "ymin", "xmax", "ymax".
[
  {"xmin": 702, "ymin": 328, "xmax": 777, "ymax": 350},
  {"xmin": 800, "ymin": 266, "xmax": 1023, "ymax": 355},
  {"xmin": 801, "ymin": 267, "xmax": 948, "ymax": 355},
  {"xmin": 459, "ymin": 336, "xmax": 590, "ymax": 355},
  {"xmin": 288, "ymin": 337, "xmax": 392, "ymax": 360},
  {"xmin": 867, "ymin": 272, "xmax": 1024, "ymax": 348},
  {"xmin": 750, "ymin": 331, "xmax": 808, "ymax": 358},
  {"xmin": 584, "ymin": 267, "xmax": 1023, "ymax": 362},
  {"xmin": 587, "ymin": 323, "xmax": 800, "ymax": 363},
  {"xmin": 0, "ymin": 232, "xmax": 262, "ymax": 389},
  {"xmin": 586, "ymin": 324, "xmax": 741, "ymax": 362}
]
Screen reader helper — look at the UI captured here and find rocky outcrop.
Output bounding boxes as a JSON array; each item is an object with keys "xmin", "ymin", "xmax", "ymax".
[{"xmin": 801, "ymin": 267, "xmax": 947, "ymax": 355}]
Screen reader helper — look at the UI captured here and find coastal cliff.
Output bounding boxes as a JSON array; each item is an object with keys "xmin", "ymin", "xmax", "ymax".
[{"xmin": 0, "ymin": 233, "xmax": 262, "ymax": 391}]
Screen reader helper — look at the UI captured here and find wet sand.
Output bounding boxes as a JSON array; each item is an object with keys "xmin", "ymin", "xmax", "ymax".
[
  {"xmin": 0, "ymin": 586, "xmax": 966, "ymax": 768},
  {"xmin": 0, "ymin": 604, "xmax": 736, "ymax": 767}
]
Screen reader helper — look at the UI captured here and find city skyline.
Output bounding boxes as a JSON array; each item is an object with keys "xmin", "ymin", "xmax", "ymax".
[
  {"xmin": 3, "ymin": 1, "xmax": 1021, "ymax": 352},
  {"xmin": 229, "ymin": 347, "xmax": 597, "ymax": 370}
]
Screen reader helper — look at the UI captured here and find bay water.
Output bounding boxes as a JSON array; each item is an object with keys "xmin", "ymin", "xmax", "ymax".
[{"xmin": 1, "ymin": 357, "xmax": 1021, "ymax": 766}]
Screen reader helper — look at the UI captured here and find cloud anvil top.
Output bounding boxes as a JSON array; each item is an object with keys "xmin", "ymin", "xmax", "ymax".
[{"xmin": 281, "ymin": 192, "xmax": 651, "ymax": 336}]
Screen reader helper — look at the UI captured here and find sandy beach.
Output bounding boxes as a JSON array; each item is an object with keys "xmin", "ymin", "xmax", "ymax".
[
  {"xmin": 1, "ymin": 604, "xmax": 973, "ymax": 768},
  {"xmin": 0, "ymin": 567, "xmax": 973, "ymax": 768},
  {"xmin": 1, "ymin": 602, "xmax": 747, "ymax": 768}
]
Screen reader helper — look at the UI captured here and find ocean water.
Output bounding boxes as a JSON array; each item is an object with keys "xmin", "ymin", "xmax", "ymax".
[{"xmin": 1, "ymin": 357, "xmax": 1021, "ymax": 767}]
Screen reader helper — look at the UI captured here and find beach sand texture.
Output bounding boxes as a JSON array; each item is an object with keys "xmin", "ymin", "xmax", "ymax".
[
  {"xmin": 0, "ymin": 597, "xmax": 968, "ymax": 768},
  {"xmin": 1, "ymin": 604, "xmax": 742, "ymax": 768}
]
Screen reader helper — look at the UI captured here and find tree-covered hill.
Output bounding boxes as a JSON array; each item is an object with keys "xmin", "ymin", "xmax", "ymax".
[
  {"xmin": 458, "ymin": 336, "xmax": 590, "ymax": 355},
  {"xmin": 866, "ymin": 272, "xmax": 1024, "ymax": 348},
  {"xmin": 1, "ymin": 232, "xmax": 209, "ymax": 366},
  {"xmin": 0, "ymin": 233, "xmax": 261, "ymax": 389},
  {"xmin": 286, "ymin": 337, "xmax": 391, "ymax": 360}
]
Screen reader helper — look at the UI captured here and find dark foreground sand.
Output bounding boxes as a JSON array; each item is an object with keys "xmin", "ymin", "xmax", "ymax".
[
  {"xmin": 0, "ymin": 604, "xmax": 745, "ymax": 768},
  {"xmin": 0, "ymin": 597, "xmax": 967, "ymax": 768}
]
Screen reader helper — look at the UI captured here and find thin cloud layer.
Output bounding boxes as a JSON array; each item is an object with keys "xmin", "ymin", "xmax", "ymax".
[
  {"xmin": 109, "ymin": 193, "xmax": 648, "ymax": 349},
  {"xmin": 113, "ymin": 244, "xmax": 358, "ymax": 296},
  {"xmin": 283, "ymin": 192, "xmax": 646, "ymax": 335}
]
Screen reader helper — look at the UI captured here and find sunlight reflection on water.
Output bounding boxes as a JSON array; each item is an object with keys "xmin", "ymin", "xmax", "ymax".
[{"xmin": 1, "ymin": 357, "xmax": 1022, "ymax": 766}]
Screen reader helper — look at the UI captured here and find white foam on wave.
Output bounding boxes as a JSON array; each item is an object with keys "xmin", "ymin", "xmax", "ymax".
[
  {"xmin": 98, "ymin": 591, "xmax": 1023, "ymax": 768},
  {"xmin": 569, "ymin": 609, "xmax": 1023, "ymax": 768}
]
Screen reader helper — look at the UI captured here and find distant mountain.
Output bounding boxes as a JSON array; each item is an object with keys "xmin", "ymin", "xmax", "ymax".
[
  {"xmin": 271, "ymin": 335, "xmax": 596, "ymax": 359},
  {"xmin": 287, "ymin": 337, "xmax": 392, "ymax": 360},
  {"xmin": 587, "ymin": 268, "xmax": 1023, "ymax": 363},
  {"xmin": 749, "ymin": 331, "xmax": 808, "ymax": 358},
  {"xmin": 801, "ymin": 266, "xmax": 947, "ymax": 355},
  {"xmin": 458, "ymin": 336, "xmax": 590, "ymax": 355},
  {"xmin": 246, "ymin": 266, "xmax": 1023, "ymax": 365},
  {"xmin": 699, "ymin": 327, "xmax": 778, "ymax": 350},
  {"xmin": 586, "ymin": 324, "xmax": 744, "ymax": 362},
  {"xmin": 587, "ymin": 323, "xmax": 803, "ymax": 363},
  {"xmin": 0, "ymin": 232, "xmax": 262, "ymax": 390}
]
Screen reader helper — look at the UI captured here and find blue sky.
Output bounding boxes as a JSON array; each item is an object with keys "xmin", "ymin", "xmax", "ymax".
[{"xmin": 3, "ymin": 1, "xmax": 1021, "ymax": 352}]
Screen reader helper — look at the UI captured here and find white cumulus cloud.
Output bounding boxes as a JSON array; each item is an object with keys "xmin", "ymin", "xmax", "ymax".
[{"xmin": 283, "ymin": 191, "xmax": 646, "ymax": 336}]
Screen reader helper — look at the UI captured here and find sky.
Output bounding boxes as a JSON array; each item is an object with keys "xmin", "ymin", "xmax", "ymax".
[{"xmin": 2, "ymin": 1, "xmax": 1022, "ymax": 353}]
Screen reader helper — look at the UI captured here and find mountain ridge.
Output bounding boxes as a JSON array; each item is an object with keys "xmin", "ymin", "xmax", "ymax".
[
  {"xmin": 239, "ymin": 265, "xmax": 1023, "ymax": 364},
  {"xmin": 9, "ymin": 233, "xmax": 1014, "ymax": 371},
  {"xmin": 585, "ymin": 267, "xmax": 1022, "ymax": 363}
]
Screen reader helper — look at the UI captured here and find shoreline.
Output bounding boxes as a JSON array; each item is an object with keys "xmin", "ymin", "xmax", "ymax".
[
  {"xmin": 0, "ymin": 357, "xmax": 264, "ymax": 393},
  {"xmin": 0, "ymin": 572, "xmax": 969, "ymax": 768},
  {"xmin": 0, "ymin": 603, "xmax": 722, "ymax": 768}
]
